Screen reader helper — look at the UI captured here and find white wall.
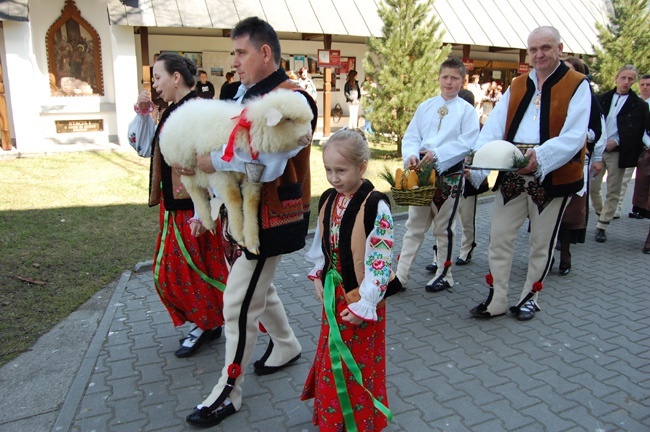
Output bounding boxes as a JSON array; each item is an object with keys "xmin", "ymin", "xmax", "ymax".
[
  {"xmin": 2, "ymin": 20, "xmax": 42, "ymax": 151},
  {"xmin": 0, "ymin": 27, "xmax": 16, "ymax": 145},
  {"xmin": 110, "ymin": 26, "xmax": 138, "ymax": 148}
]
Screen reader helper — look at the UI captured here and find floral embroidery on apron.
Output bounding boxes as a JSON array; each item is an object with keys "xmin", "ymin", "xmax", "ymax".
[
  {"xmin": 526, "ymin": 179, "xmax": 553, "ymax": 214},
  {"xmin": 500, "ymin": 172, "xmax": 526, "ymax": 205},
  {"xmin": 433, "ymin": 173, "xmax": 461, "ymax": 211},
  {"xmin": 499, "ymin": 173, "xmax": 552, "ymax": 213}
]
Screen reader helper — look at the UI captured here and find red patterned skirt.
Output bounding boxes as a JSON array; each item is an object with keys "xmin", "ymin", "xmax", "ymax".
[
  {"xmin": 301, "ymin": 284, "xmax": 389, "ymax": 431},
  {"xmin": 152, "ymin": 201, "xmax": 228, "ymax": 330}
]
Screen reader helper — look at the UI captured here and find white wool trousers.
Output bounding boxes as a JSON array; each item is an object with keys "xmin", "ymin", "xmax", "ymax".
[
  {"xmin": 201, "ymin": 254, "xmax": 301, "ymax": 410},
  {"xmin": 396, "ymin": 191, "xmax": 460, "ymax": 288},
  {"xmin": 457, "ymin": 194, "xmax": 479, "ymax": 261},
  {"xmin": 482, "ymin": 185, "xmax": 570, "ymax": 316}
]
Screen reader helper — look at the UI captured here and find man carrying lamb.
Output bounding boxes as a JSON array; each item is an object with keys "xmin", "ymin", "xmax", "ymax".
[{"xmin": 178, "ymin": 17, "xmax": 318, "ymax": 427}]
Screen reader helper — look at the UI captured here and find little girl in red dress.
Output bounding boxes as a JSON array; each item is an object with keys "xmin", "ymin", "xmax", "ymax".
[{"xmin": 301, "ymin": 129, "xmax": 398, "ymax": 431}]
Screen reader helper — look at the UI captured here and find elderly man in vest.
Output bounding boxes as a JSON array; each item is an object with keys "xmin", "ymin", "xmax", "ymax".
[
  {"xmin": 591, "ymin": 66, "xmax": 650, "ymax": 241},
  {"xmin": 468, "ymin": 26, "xmax": 590, "ymax": 321},
  {"xmin": 181, "ymin": 17, "xmax": 318, "ymax": 427}
]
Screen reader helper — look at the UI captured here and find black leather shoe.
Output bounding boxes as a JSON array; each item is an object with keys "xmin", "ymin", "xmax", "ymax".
[
  {"xmin": 425, "ymin": 263, "xmax": 438, "ymax": 273},
  {"xmin": 179, "ymin": 326, "xmax": 222, "ymax": 345},
  {"xmin": 469, "ymin": 303, "xmax": 505, "ymax": 319},
  {"xmin": 514, "ymin": 300, "xmax": 539, "ymax": 321},
  {"xmin": 559, "ymin": 264, "xmax": 571, "ymax": 276},
  {"xmin": 595, "ymin": 229, "xmax": 607, "ymax": 243},
  {"xmin": 425, "ymin": 279, "xmax": 451, "ymax": 292},
  {"xmin": 455, "ymin": 256, "xmax": 471, "ymax": 265},
  {"xmin": 629, "ymin": 211, "xmax": 644, "ymax": 219},
  {"xmin": 186, "ymin": 404, "xmax": 237, "ymax": 427},
  {"xmin": 254, "ymin": 353, "xmax": 301, "ymax": 375},
  {"xmin": 175, "ymin": 328, "xmax": 214, "ymax": 358}
]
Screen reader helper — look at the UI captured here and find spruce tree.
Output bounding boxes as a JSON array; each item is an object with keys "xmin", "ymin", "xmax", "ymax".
[
  {"xmin": 589, "ymin": 0, "xmax": 650, "ymax": 93},
  {"xmin": 363, "ymin": 0, "xmax": 450, "ymax": 155}
]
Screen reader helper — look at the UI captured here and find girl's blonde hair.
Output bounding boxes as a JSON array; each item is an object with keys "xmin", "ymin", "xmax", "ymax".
[{"xmin": 322, "ymin": 129, "xmax": 370, "ymax": 167}]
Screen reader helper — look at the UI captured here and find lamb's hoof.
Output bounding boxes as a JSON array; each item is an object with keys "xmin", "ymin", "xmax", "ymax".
[
  {"xmin": 248, "ymin": 247, "xmax": 260, "ymax": 255},
  {"xmin": 209, "ymin": 229, "xmax": 216, "ymax": 235},
  {"xmin": 203, "ymin": 223, "xmax": 216, "ymax": 232}
]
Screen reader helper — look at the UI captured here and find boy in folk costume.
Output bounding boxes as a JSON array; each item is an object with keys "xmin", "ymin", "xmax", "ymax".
[
  {"xmin": 396, "ymin": 57, "xmax": 480, "ymax": 293},
  {"xmin": 302, "ymin": 129, "xmax": 399, "ymax": 431},
  {"xmin": 425, "ymin": 88, "xmax": 489, "ymax": 274},
  {"xmin": 468, "ymin": 26, "xmax": 591, "ymax": 320}
]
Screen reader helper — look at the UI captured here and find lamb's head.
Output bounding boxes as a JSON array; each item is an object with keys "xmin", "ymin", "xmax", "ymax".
[{"xmin": 245, "ymin": 89, "xmax": 314, "ymax": 154}]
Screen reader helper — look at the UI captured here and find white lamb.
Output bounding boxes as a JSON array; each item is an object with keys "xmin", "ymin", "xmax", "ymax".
[{"xmin": 158, "ymin": 89, "xmax": 314, "ymax": 255}]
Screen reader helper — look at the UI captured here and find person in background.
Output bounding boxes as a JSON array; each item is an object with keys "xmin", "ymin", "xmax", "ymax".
[
  {"xmin": 137, "ymin": 53, "xmax": 228, "ymax": 358},
  {"xmin": 361, "ymin": 75, "xmax": 377, "ymax": 134},
  {"xmin": 493, "ymin": 84, "xmax": 503, "ymax": 104},
  {"xmin": 467, "ymin": 74, "xmax": 483, "ymax": 117},
  {"xmin": 555, "ymin": 56, "xmax": 605, "ymax": 275},
  {"xmin": 219, "ymin": 72, "xmax": 237, "ymax": 100},
  {"xmin": 345, "ymin": 70, "xmax": 362, "ymax": 129},
  {"xmin": 222, "ymin": 71, "xmax": 235, "ymax": 89},
  {"xmin": 629, "ymin": 73, "xmax": 650, "ymax": 221},
  {"xmin": 195, "ymin": 70, "xmax": 215, "ymax": 99},
  {"xmin": 302, "ymin": 128, "xmax": 396, "ymax": 431},
  {"xmin": 591, "ymin": 65, "xmax": 650, "ymax": 243},
  {"xmin": 287, "ymin": 70, "xmax": 300, "ymax": 82},
  {"xmin": 468, "ymin": 26, "xmax": 591, "ymax": 321},
  {"xmin": 297, "ymin": 66, "xmax": 318, "ymax": 101},
  {"xmin": 479, "ymin": 81, "xmax": 497, "ymax": 125},
  {"xmin": 455, "ymin": 88, "xmax": 490, "ymax": 266}
]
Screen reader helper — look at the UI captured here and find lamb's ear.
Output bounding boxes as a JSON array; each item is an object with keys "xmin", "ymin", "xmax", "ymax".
[{"xmin": 266, "ymin": 108, "xmax": 283, "ymax": 126}]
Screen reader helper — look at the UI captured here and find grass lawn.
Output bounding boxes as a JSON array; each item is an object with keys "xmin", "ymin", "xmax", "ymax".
[{"xmin": 0, "ymin": 144, "xmax": 405, "ymax": 367}]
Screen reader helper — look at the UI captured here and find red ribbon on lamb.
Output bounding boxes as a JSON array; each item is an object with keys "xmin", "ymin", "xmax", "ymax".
[{"xmin": 222, "ymin": 109, "xmax": 257, "ymax": 162}]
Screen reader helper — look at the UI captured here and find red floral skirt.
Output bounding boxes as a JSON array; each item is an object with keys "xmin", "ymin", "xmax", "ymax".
[
  {"xmin": 152, "ymin": 201, "xmax": 228, "ymax": 330},
  {"xmin": 301, "ymin": 284, "xmax": 389, "ymax": 431}
]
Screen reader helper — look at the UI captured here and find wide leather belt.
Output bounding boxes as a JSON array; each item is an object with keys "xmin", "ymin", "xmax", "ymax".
[{"xmin": 513, "ymin": 142, "xmax": 539, "ymax": 153}]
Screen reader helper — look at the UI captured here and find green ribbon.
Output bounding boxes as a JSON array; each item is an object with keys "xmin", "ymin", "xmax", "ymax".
[
  {"xmin": 153, "ymin": 210, "xmax": 225, "ymax": 295},
  {"xmin": 152, "ymin": 210, "xmax": 185, "ymax": 316},
  {"xmin": 323, "ymin": 268, "xmax": 393, "ymax": 431},
  {"xmin": 171, "ymin": 214, "xmax": 226, "ymax": 292},
  {"xmin": 152, "ymin": 210, "xmax": 170, "ymax": 296}
]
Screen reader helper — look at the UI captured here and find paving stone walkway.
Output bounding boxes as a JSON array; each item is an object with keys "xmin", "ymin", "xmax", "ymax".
[{"xmin": 6, "ymin": 193, "xmax": 650, "ymax": 432}]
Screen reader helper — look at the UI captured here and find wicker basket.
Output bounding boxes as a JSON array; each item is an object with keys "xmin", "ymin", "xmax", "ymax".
[{"xmin": 391, "ymin": 185, "xmax": 436, "ymax": 206}]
